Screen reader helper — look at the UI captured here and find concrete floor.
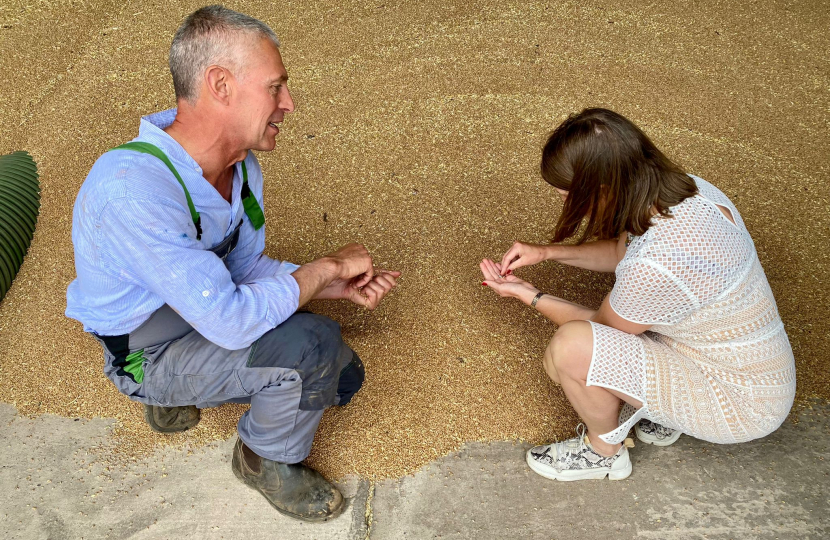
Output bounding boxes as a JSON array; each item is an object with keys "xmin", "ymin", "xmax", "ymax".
[{"xmin": 1, "ymin": 402, "xmax": 827, "ymax": 540}]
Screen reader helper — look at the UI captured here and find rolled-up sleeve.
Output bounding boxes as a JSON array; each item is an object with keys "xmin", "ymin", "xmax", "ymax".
[
  {"xmin": 99, "ymin": 197, "xmax": 299, "ymax": 350},
  {"xmin": 234, "ymin": 254, "xmax": 300, "ymax": 284}
]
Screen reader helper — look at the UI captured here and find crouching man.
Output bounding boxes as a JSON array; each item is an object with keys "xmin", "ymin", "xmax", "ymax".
[{"xmin": 65, "ymin": 5, "xmax": 400, "ymax": 522}]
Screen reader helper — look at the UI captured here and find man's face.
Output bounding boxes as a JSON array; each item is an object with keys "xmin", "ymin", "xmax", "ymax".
[{"xmin": 232, "ymin": 37, "xmax": 294, "ymax": 152}]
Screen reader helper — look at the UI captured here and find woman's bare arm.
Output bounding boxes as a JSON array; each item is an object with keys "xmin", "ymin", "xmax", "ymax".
[
  {"xmin": 591, "ymin": 292, "xmax": 652, "ymax": 334},
  {"xmin": 528, "ymin": 291, "xmax": 597, "ymax": 326},
  {"xmin": 523, "ymin": 288, "xmax": 654, "ymax": 332},
  {"xmin": 482, "ymin": 258, "xmax": 596, "ymax": 325},
  {"xmin": 500, "ymin": 236, "xmax": 627, "ymax": 274},
  {"xmin": 548, "ymin": 236, "xmax": 628, "ymax": 272}
]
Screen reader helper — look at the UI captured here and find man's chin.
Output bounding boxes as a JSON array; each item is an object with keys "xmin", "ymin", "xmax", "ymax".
[{"xmin": 252, "ymin": 138, "xmax": 278, "ymax": 152}]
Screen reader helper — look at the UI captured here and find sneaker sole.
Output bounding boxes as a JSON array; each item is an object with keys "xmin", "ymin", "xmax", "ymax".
[
  {"xmin": 634, "ymin": 425, "xmax": 682, "ymax": 447},
  {"xmin": 525, "ymin": 452, "xmax": 632, "ymax": 481}
]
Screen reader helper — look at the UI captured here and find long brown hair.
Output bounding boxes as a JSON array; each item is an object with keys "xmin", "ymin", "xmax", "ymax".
[{"xmin": 541, "ymin": 108, "xmax": 697, "ymax": 244}]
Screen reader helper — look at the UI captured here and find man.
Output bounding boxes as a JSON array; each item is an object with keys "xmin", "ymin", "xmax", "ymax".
[{"xmin": 66, "ymin": 5, "xmax": 400, "ymax": 522}]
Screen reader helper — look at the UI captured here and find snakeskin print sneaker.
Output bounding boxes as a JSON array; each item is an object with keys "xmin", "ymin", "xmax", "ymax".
[
  {"xmin": 526, "ymin": 424, "xmax": 633, "ymax": 481},
  {"xmin": 635, "ymin": 419, "xmax": 682, "ymax": 446}
]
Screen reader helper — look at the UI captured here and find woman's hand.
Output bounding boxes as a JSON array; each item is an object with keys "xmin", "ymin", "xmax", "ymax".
[
  {"xmin": 499, "ymin": 242, "xmax": 552, "ymax": 274},
  {"xmin": 480, "ymin": 258, "xmax": 539, "ymax": 304}
]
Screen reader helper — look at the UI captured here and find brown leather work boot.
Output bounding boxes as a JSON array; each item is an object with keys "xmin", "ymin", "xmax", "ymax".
[
  {"xmin": 143, "ymin": 405, "xmax": 200, "ymax": 433},
  {"xmin": 231, "ymin": 438, "xmax": 344, "ymax": 522}
]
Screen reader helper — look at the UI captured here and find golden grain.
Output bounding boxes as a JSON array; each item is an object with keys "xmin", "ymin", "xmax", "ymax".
[{"xmin": 0, "ymin": 0, "xmax": 827, "ymax": 479}]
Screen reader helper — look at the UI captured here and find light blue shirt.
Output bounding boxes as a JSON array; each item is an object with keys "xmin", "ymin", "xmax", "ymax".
[{"xmin": 66, "ymin": 109, "xmax": 300, "ymax": 350}]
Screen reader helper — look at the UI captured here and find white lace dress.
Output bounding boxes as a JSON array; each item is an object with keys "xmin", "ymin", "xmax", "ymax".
[{"xmin": 587, "ymin": 176, "xmax": 796, "ymax": 445}]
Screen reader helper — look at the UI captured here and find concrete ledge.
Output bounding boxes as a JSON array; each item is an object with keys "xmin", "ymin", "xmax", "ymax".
[
  {"xmin": 1, "ymin": 402, "xmax": 827, "ymax": 539},
  {"xmin": 370, "ymin": 405, "xmax": 830, "ymax": 539}
]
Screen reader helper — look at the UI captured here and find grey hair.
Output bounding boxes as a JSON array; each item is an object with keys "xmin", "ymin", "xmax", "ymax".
[{"xmin": 169, "ymin": 5, "xmax": 280, "ymax": 103}]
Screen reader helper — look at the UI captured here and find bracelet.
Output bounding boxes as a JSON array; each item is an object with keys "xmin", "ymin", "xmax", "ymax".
[{"xmin": 530, "ymin": 291, "xmax": 544, "ymax": 308}]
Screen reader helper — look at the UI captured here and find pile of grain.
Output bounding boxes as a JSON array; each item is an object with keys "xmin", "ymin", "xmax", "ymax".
[{"xmin": 0, "ymin": 0, "xmax": 827, "ymax": 478}]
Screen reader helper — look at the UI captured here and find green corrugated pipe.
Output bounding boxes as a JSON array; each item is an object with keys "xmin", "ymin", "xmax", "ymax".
[{"xmin": 0, "ymin": 151, "xmax": 40, "ymax": 302}]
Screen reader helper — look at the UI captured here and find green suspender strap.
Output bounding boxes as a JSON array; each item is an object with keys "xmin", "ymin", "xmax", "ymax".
[
  {"xmin": 239, "ymin": 161, "xmax": 265, "ymax": 230},
  {"xmin": 111, "ymin": 141, "xmax": 203, "ymax": 240},
  {"xmin": 110, "ymin": 142, "xmax": 266, "ymax": 237}
]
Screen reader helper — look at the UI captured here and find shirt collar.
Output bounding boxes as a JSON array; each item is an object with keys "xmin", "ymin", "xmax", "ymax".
[
  {"xmin": 138, "ymin": 108, "xmax": 204, "ymax": 174},
  {"xmin": 139, "ymin": 108, "xmax": 246, "ymax": 233}
]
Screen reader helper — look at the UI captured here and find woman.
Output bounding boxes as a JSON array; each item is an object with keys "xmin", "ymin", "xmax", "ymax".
[{"xmin": 480, "ymin": 108, "xmax": 795, "ymax": 481}]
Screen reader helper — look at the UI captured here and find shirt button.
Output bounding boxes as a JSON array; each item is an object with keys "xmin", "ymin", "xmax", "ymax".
[{"xmin": 202, "ymin": 290, "xmax": 210, "ymax": 297}]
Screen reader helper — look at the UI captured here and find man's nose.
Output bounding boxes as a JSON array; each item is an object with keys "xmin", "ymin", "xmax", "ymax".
[{"xmin": 280, "ymin": 88, "xmax": 295, "ymax": 113}]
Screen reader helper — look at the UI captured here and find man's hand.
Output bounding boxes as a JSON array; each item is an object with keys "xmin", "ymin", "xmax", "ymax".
[
  {"xmin": 292, "ymin": 243, "xmax": 387, "ymax": 308},
  {"xmin": 480, "ymin": 258, "xmax": 540, "ymax": 305},
  {"xmin": 498, "ymin": 241, "xmax": 552, "ymax": 275},
  {"xmin": 315, "ymin": 269, "xmax": 401, "ymax": 309},
  {"xmin": 327, "ymin": 243, "xmax": 374, "ymax": 287}
]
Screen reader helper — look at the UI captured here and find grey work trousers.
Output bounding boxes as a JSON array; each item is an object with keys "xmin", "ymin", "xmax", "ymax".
[{"xmin": 99, "ymin": 311, "xmax": 357, "ymax": 463}]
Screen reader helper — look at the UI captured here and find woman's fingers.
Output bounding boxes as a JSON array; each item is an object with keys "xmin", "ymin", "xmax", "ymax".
[
  {"xmin": 505, "ymin": 253, "xmax": 525, "ymax": 273},
  {"xmin": 484, "ymin": 258, "xmax": 503, "ymax": 278},
  {"xmin": 483, "ymin": 259, "xmax": 503, "ymax": 282},
  {"xmin": 506, "ymin": 242, "xmax": 539, "ymax": 273},
  {"xmin": 480, "ymin": 260, "xmax": 497, "ymax": 281},
  {"xmin": 496, "ymin": 261, "xmax": 508, "ymax": 275},
  {"xmin": 499, "ymin": 244, "xmax": 518, "ymax": 273}
]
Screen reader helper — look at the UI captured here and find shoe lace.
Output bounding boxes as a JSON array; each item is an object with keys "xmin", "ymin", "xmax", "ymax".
[{"xmin": 551, "ymin": 423, "xmax": 590, "ymax": 467}]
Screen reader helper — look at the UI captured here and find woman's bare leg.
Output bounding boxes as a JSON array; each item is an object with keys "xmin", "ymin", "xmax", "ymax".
[{"xmin": 545, "ymin": 321, "xmax": 642, "ymax": 456}]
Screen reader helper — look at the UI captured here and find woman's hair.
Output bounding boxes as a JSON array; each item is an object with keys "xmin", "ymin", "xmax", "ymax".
[{"xmin": 541, "ymin": 108, "xmax": 698, "ymax": 244}]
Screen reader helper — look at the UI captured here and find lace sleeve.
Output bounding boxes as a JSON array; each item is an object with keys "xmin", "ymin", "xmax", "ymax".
[{"xmin": 610, "ymin": 259, "xmax": 697, "ymax": 325}]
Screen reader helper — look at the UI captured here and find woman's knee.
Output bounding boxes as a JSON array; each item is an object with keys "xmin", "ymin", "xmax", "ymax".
[
  {"xmin": 546, "ymin": 321, "xmax": 594, "ymax": 381},
  {"xmin": 543, "ymin": 340, "xmax": 561, "ymax": 384}
]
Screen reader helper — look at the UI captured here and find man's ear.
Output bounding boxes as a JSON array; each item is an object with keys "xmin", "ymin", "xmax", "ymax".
[{"xmin": 204, "ymin": 65, "xmax": 231, "ymax": 104}]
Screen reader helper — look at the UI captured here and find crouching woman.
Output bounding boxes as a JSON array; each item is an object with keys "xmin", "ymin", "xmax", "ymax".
[{"xmin": 480, "ymin": 108, "xmax": 795, "ymax": 481}]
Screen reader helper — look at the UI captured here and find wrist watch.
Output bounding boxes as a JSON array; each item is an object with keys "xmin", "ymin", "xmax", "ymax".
[{"xmin": 530, "ymin": 291, "xmax": 544, "ymax": 308}]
